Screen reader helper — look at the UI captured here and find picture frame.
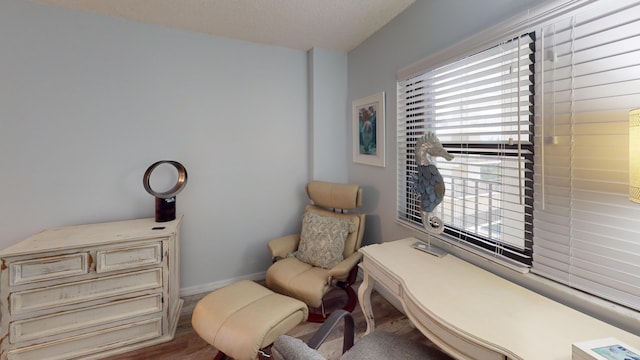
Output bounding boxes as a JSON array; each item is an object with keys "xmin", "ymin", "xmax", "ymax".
[{"xmin": 352, "ymin": 92, "xmax": 385, "ymax": 167}]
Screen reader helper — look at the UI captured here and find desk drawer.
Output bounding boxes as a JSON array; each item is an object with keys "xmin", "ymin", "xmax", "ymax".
[
  {"xmin": 96, "ymin": 242, "xmax": 162, "ymax": 273},
  {"xmin": 9, "ymin": 253, "xmax": 89, "ymax": 286},
  {"xmin": 10, "ymin": 268, "xmax": 163, "ymax": 315},
  {"xmin": 364, "ymin": 259, "xmax": 402, "ymax": 297},
  {"xmin": 10, "ymin": 294, "xmax": 162, "ymax": 344},
  {"xmin": 7, "ymin": 318, "xmax": 162, "ymax": 360}
]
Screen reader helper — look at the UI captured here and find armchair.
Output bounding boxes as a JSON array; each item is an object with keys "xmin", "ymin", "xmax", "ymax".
[{"xmin": 266, "ymin": 181, "xmax": 365, "ymax": 322}]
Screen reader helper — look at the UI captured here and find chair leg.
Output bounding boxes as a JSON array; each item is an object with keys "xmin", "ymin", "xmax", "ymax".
[
  {"xmin": 335, "ymin": 265, "xmax": 359, "ymax": 313},
  {"xmin": 307, "ymin": 267, "xmax": 360, "ymax": 322},
  {"xmin": 340, "ymin": 283, "xmax": 358, "ymax": 313},
  {"xmin": 307, "ymin": 310, "xmax": 355, "ymax": 354},
  {"xmin": 213, "ymin": 351, "xmax": 228, "ymax": 360},
  {"xmin": 306, "ymin": 284, "xmax": 358, "ymax": 322},
  {"xmin": 307, "ymin": 307, "xmax": 329, "ymax": 323}
]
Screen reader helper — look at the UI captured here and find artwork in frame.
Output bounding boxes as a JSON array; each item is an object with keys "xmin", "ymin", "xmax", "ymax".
[{"xmin": 352, "ymin": 92, "xmax": 385, "ymax": 167}]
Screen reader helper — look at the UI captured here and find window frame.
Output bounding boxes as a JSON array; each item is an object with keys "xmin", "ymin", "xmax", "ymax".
[{"xmin": 396, "ymin": 33, "xmax": 536, "ymax": 266}]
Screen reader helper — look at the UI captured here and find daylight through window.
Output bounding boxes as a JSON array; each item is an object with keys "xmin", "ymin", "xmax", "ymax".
[{"xmin": 397, "ymin": 33, "xmax": 535, "ymax": 265}]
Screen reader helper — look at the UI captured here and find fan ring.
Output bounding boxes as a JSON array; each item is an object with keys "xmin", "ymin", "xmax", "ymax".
[{"xmin": 143, "ymin": 160, "xmax": 188, "ymax": 199}]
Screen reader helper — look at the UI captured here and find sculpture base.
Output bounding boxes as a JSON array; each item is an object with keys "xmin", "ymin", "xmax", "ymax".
[{"xmin": 411, "ymin": 241, "xmax": 447, "ymax": 257}]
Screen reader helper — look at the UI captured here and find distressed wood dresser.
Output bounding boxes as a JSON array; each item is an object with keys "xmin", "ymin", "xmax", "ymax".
[{"xmin": 0, "ymin": 216, "xmax": 183, "ymax": 360}]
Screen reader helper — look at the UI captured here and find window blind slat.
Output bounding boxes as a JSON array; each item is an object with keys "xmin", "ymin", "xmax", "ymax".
[
  {"xmin": 532, "ymin": 0, "xmax": 640, "ymax": 311},
  {"xmin": 433, "ymin": 71, "xmax": 533, "ymax": 99}
]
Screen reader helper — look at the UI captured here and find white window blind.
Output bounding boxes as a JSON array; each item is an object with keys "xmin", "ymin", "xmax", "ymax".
[
  {"xmin": 532, "ymin": 0, "xmax": 640, "ymax": 311},
  {"xmin": 397, "ymin": 33, "xmax": 535, "ymax": 265},
  {"xmin": 396, "ymin": 0, "xmax": 640, "ymax": 311}
]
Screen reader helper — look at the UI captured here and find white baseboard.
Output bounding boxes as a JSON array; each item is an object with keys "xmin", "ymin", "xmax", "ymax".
[{"xmin": 179, "ymin": 271, "xmax": 267, "ymax": 297}]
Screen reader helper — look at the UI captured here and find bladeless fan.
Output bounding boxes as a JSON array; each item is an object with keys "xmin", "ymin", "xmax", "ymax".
[{"xmin": 143, "ymin": 160, "xmax": 188, "ymax": 222}]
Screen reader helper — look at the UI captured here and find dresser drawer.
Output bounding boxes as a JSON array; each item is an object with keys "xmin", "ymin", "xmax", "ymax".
[
  {"xmin": 7, "ymin": 318, "xmax": 163, "ymax": 360},
  {"xmin": 96, "ymin": 242, "xmax": 162, "ymax": 273},
  {"xmin": 10, "ymin": 268, "xmax": 163, "ymax": 315},
  {"xmin": 9, "ymin": 253, "xmax": 89, "ymax": 286},
  {"xmin": 10, "ymin": 294, "xmax": 162, "ymax": 344}
]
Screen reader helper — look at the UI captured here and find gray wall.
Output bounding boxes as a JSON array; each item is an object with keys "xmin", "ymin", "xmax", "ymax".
[
  {"xmin": 348, "ymin": 0, "xmax": 548, "ymax": 246},
  {"xmin": 0, "ymin": 0, "xmax": 316, "ymax": 291},
  {"xmin": 309, "ymin": 48, "xmax": 349, "ymax": 183}
]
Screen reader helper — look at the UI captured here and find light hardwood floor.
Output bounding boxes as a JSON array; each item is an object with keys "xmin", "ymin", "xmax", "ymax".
[{"xmin": 105, "ymin": 282, "xmax": 453, "ymax": 360}]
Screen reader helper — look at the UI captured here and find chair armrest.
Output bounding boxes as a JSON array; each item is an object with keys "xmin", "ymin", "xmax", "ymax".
[
  {"xmin": 327, "ymin": 252, "xmax": 363, "ymax": 279},
  {"xmin": 307, "ymin": 310, "xmax": 355, "ymax": 354},
  {"xmin": 267, "ymin": 234, "xmax": 300, "ymax": 259}
]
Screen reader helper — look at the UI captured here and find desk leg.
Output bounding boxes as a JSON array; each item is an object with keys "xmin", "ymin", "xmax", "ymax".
[{"xmin": 357, "ymin": 270, "xmax": 375, "ymax": 335}]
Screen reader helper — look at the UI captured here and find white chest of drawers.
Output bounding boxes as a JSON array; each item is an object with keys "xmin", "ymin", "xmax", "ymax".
[{"xmin": 0, "ymin": 216, "xmax": 183, "ymax": 360}]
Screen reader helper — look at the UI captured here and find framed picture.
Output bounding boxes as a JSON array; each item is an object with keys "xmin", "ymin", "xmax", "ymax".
[{"xmin": 352, "ymin": 92, "xmax": 385, "ymax": 167}]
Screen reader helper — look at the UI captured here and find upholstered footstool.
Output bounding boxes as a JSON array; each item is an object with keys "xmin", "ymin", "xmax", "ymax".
[{"xmin": 191, "ymin": 280, "xmax": 309, "ymax": 360}]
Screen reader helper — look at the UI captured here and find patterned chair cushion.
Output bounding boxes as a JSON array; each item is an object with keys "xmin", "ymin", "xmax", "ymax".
[{"xmin": 294, "ymin": 212, "xmax": 355, "ymax": 269}]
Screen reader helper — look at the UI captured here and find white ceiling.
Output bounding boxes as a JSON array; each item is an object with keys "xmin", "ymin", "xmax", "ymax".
[{"xmin": 31, "ymin": 0, "xmax": 415, "ymax": 52}]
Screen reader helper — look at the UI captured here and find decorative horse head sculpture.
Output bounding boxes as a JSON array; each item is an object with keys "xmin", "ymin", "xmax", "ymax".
[{"xmin": 410, "ymin": 132, "xmax": 454, "ymax": 234}]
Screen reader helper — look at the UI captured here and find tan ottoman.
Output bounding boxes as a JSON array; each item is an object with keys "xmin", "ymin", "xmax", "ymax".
[{"xmin": 191, "ymin": 280, "xmax": 309, "ymax": 360}]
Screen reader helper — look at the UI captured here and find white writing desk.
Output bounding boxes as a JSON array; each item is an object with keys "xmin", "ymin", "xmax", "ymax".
[{"xmin": 357, "ymin": 238, "xmax": 640, "ymax": 360}]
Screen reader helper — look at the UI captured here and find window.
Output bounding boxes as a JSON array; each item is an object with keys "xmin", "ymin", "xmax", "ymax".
[
  {"xmin": 397, "ymin": 33, "xmax": 535, "ymax": 265},
  {"xmin": 396, "ymin": 0, "xmax": 640, "ymax": 312}
]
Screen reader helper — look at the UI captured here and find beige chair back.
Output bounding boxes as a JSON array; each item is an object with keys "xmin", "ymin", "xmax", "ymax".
[{"xmin": 305, "ymin": 181, "xmax": 365, "ymax": 258}]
